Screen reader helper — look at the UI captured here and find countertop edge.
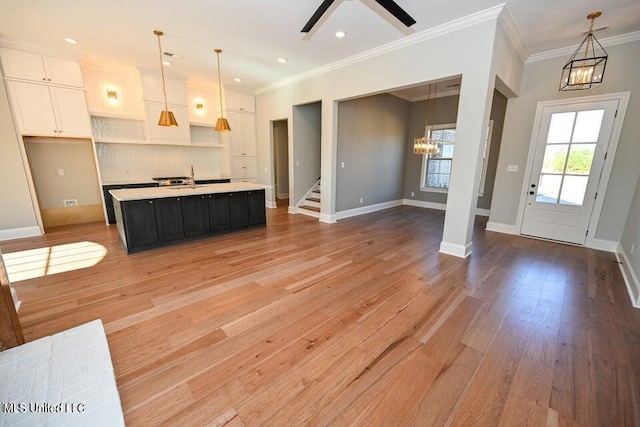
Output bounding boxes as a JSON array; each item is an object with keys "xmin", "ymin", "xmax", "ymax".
[{"xmin": 109, "ymin": 183, "xmax": 271, "ymax": 202}]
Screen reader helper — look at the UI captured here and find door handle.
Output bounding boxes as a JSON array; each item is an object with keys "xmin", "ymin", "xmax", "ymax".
[{"xmin": 529, "ymin": 191, "xmax": 535, "ymax": 195}]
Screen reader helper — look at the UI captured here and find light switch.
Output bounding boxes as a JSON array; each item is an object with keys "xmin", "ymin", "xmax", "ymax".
[
  {"xmin": 296, "ymin": 161, "xmax": 300, "ymax": 167},
  {"xmin": 507, "ymin": 165, "xmax": 518, "ymax": 172},
  {"xmin": 58, "ymin": 169, "xmax": 64, "ymax": 176},
  {"xmin": 264, "ymin": 167, "xmax": 269, "ymax": 173},
  {"xmin": 341, "ymin": 162, "xmax": 345, "ymax": 168}
]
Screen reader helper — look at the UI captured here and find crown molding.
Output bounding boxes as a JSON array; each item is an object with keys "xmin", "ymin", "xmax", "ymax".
[
  {"xmin": 497, "ymin": 6, "xmax": 529, "ymax": 61},
  {"xmin": 527, "ymin": 31, "xmax": 640, "ymax": 63},
  {"xmin": 0, "ymin": 36, "xmax": 84, "ymax": 61},
  {"xmin": 255, "ymin": 4, "xmax": 505, "ymax": 95}
]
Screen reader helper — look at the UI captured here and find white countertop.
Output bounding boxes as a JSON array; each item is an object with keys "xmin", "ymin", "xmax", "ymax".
[{"xmin": 109, "ymin": 182, "xmax": 271, "ymax": 201}]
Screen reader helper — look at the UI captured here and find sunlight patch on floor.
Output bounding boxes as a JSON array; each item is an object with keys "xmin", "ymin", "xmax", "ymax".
[{"xmin": 2, "ymin": 241, "xmax": 107, "ymax": 282}]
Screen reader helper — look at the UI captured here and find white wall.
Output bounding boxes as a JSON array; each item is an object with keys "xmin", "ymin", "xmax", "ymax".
[
  {"xmin": 490, "ymin": 39, "xmax": 640, "ymax": 242},
  {"xmin": 0, "ymin": 79, "xmax": 39, "ymax": 240},
  {"xmin": 620, "ymin": 173, "xmax": 640, "ymax": 306}
]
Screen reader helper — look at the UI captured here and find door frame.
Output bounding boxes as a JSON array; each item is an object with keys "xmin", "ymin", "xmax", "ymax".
[{"xmin": 515, "ymin": 91, "xmax": 630, "ymax": 248}]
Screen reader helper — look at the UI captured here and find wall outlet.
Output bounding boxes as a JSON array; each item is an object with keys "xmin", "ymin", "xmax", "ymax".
[
  {"xmin": 411, "ymin": 192, "xmax": 415, "ymax": 197},
  {"xmin": 296, "ymin": 161, "xmax": 300, "ymax": 167},
  {"xmin": 264, "ymin": 167, "xmax": 269, "ymax": 173},
  {"xmin": 359, "ymin": 197, "xmax": 363, "ymax": 203},
  {"xmin": 507, "ymin": 165, "xmax": 518, "ymax": 172},
  {"xmin": 341, "ymin": 162, "xmax": 345, "ymax": 168},
  {"xmin": 58, "ymin": 169, "xmax": 64, "ymax": 176}
]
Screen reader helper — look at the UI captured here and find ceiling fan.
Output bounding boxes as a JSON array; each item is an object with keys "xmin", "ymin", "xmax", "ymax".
[{"xmin": 302, "ymin": 0, "xmax": 417, "ymax": 38}]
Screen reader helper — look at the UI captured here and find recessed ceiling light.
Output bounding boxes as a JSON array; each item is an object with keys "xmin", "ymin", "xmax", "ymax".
[
  {"xmin": 335, "ymin": 31, "xmax": 346, "ymax": 38},
  {"xmin": 162, "ymin": 60, "xmax": 172, "ymax": 66},
  {"xmin": 234, "ymin": 77, "xmax": 242, "ymax": 83},
  {"xmin": 64, "ymin": 38, "xmax": 78, "ymax": 44},
  {"xmin": 278, "ymin": 57, "xmax": 287, "ymax": 64}
]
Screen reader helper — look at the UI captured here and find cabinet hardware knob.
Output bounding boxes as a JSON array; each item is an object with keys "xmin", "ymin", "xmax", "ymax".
[
  {"xmin": 177, "ymin": 198, "xmax": 180, "ymax": 201},
  {"xmin": 150, "ymin": 201, "xmax": 153, "ymax": 204},
  {"xmin": 529, "ymin": 191, "xmax": 534, "ymax": 195}
]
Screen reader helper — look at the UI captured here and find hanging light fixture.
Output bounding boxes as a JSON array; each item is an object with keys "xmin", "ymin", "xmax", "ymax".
[
  {"xmin": 559, "ymin": 12, "xmax": 608, "ymax": 91},
  {"xmin": 154, "ymin": 30, "xmax": 178, "ymax": 127},
  {"xmin": 413, "ymin": 83, "xmax": 441, "ymax": 156},
  {"xmin": 214, "ymin": 48, "xmax": 231, "ymax": 132}
]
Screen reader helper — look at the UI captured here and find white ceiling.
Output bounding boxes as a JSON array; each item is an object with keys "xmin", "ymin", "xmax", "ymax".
[{"xmin": 0, "ymin": 0, "xmax": 638, "ymax": 92}]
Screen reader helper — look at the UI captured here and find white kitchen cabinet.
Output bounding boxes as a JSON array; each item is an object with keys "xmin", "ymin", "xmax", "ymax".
[
  {"xmin": 230, "ymin": 157, "xmax": 257, "ymax": 180},
  {"xmin": 6, "ymin": 80, "xmax": 91, "ymax": 137},
  {"xmin": 82, "ymin": 66, "xmax": 144, "ymax": 119},
  {"xmin": 225, "ymin": 90, "xmax": 255, "ymax": 113},
  {"xmin": 0, "ymin": 48, "xmax": 84, "ymax": 88},
  {"xmin": 227, "ymin": 111, "xmax": 256, "ymax": 157},
  {"xmin": 144, "ymin": 101, "xmax": 191, "ymax": 145}
]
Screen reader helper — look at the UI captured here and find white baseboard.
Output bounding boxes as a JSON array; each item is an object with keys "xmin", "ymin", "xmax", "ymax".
[
  {"xmin": 402, "ymin": 199, "xmax": 489, "ymax": 216},
  {"xmin": 0, "ymin": 226, "xmax": 41, "ymax": 242},
  {"xmin": 616, "ymin": 247, "xmax": 640, "ymax": 308},
  {"xmin": 335, "ymin": 200, "xmax": 403, "ymax": 220},
  {"xmin": 439, "ymin": 241, "xmax": 472, "ymax": 258},
  {"xmin": 288, "ymin": 206, "xmax": 299, "ymax": 214},
  {"xmin": 277, "ymin": 193, "xmax": 289, "ymax": 199},
  {"xmin": 265, "ymin": 201, "xmax": 277, "ymax": 209},
  {"xmin": 319, "ymin": 213, "xmax": 336, "ymax": 223},
  {"xmin": 589, "ymin": 239, "xmax": 620, "ymax": 253},
  {"xmin": 485, "ymin": 221, "xmax": 518, "ymax": 235}
]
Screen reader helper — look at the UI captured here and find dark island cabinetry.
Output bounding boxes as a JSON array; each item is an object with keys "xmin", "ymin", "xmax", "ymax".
[{"xmin": 112, "ymin": 189, "xmax": 266, "ymax": 254}]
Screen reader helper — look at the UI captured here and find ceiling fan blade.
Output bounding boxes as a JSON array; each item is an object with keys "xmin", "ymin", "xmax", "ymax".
[
  {"xmin": 302, "ymin": 0, "xmax": 337, "ymax": 33},
  {"xmin": 372, "ymin": 0, "xmax": 416, "ymax": 27}
]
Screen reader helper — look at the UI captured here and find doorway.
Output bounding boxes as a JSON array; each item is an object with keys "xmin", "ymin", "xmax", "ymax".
[
  {"xmin": 520, "ymin": 98, "xmax": 619, "ymax": 244},
  {"xmin": 272, "ymin": 120, "xmax": 290, "ymax": 205}
]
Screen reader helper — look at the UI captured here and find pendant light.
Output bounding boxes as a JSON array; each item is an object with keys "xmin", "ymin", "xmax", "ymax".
[
  {"xmin": 154, "ymin": 30, "xmax": 178, "ymax": 127},
  {"xmin": 559, "ymin": 12, "xmax": 608, "ymax": 91},
  {"xmin": 214, "ymin": 48, "xmax": 231, "ymax": 132},
  {"xmin": 413, "ymin": 83, "xmax": 441, "ymax": 156}
]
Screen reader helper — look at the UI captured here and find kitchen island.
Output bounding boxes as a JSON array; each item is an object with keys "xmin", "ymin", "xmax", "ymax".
[{"xmin": 110, "ymin": 182, "xmax": 269, "ymax": 254}]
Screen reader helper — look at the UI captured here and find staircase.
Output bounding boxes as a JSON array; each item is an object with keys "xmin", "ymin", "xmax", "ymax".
[{"xmin": 298, "ymin": 178, "xmax": 321, "ymax": 218}]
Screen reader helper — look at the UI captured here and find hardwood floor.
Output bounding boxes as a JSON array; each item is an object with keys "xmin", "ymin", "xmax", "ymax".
[{"xmin": 2, "ymin": 204, "xmax": 639, "ymax": 426}]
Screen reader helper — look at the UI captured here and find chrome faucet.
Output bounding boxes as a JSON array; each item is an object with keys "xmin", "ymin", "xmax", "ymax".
[{"xmin": 190, "ymin": 165, "xmax": 196, "ymax": 189}]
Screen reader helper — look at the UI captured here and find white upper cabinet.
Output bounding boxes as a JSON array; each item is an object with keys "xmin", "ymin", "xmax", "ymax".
[
  {"xmin": 6, "ymin": 80, "xmax": 91, "ymax": 137},
  {"xmin": 225, "ymin": 90, "xmax": 255, "ymax": 113},
  {"xmin": 227, "ymin": 111, "xmax": 256, "ymax": 157},
  {"xmin": 186, "ymin": 85, "xmax": 219, "ymax": 126},
  {"xmin": 0, "ymin": 48, "xmax": 84, "ymax": 88},
  {"xmin": 144, "ymin": 101, "xmax": 190, "ymax": 145}
]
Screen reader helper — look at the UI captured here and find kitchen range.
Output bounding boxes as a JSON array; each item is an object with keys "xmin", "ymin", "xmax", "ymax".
[{"xmin": 110, "ymin": 182, "xmax": 269, "ymax": 254}]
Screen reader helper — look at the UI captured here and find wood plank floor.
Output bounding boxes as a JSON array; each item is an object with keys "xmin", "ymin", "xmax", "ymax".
[{"xmin": 2, "ymin": 204, "xmax": 639, "ymax": 426}]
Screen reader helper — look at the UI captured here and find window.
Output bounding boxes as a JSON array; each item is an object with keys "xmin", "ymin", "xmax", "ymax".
[{"xmin": 420, "ymin": 121, "xmax": 493, "ymax": 195}]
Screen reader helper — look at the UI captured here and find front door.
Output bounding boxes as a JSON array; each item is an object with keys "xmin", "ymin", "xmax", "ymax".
[{"xmin": 521, "ymin": 99, "xmax": 618, "ymax": 244}]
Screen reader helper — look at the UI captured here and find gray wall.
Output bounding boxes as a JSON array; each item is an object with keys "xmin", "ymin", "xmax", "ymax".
[
  {"xmin": 292, "ymin": 102, "xmax": 321, "ymax": 204},
  {"xmin": 336, "ymin": 94, "xmax": 409, "ymax": 211},
  {"xmin": 0, "ymin": 79, "xmax": 38, "ymax": 234},
  {"xmin": 25, "ymin": 138, "xmax": 102, "ymax": 209},
  {"xmin": 273, "ymin": 120, "xmax": 289, "ymax": 199},
  {"xmin": 621, "ymin": 174, "xmax": 640, "ymax": 290},
  {"xmin": 490, "ymin": 40, "xmax": 640, "ymax": 241},
  {"xmin": 403, "ymin": 92, "xmax": 507, "ymax": 210}
]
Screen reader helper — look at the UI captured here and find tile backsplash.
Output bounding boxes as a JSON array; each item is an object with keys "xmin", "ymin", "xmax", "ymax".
[{"xmin": 96, "ymin": 143, "xmax": 225, "ymax": 183}]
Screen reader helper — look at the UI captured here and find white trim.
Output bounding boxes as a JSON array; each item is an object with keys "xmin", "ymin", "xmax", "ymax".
[
  {"xmin": 589, "ymin": 239, "xmax": 619, "ymax": 253},
  {"xmin": 616, "ymin": 246, "xmax": 640, "ymax": 308},
  {"xmin": 497, "ymin": 6, "xmax": 529, "ymax": 61},
  {"xmin": 527, "ymin": 31, "xmax": 640, "ymax": 63},
  {"xmin": 288, "ymin": 206, "xmax": 299, "ymax": 214},
  {"xmin": 439, "ymin": 241, "xmax": 472, "ymax": 258},
  {"xmin": 298, "ymin": 208, "xmax": 320, "ymax": 219},
  {"xmin": 265, "ymin": 201, "xmax": 277, "ymax": 209},
  {"xmin": 319, "ymin": 213, "xmax": 337, "ymax": 224},
  {"xmin": 402, "ymin": 199, "xmax": 489, "ymax": 216},
  {"xmin": 485, "ymin": 222, "xmax": 517, "ymax": 235},
  {"xmin": 0, "ymin": 226, "xmax": 42, "ymax": 242},
  {"xmin": 0, "ymin": 36, "xmax": 84, "ymax": 61},
  {"xmin": 255, "ymin": 4, "xmax": 505, "ymax": 94},
  {"xmin": 403, "ymin": 199, "xmax": 446, "ymax": 211},
  {"xmin": 335, "ymin": 200, "xmax": 403, "ymax": 220},
  {"xmin": 276, "ymin": 193, "xmax": 289, "ymax": 199},
  {"xmin": 515, "ymin": 92, "xmax": 631, "ymax": 247}
]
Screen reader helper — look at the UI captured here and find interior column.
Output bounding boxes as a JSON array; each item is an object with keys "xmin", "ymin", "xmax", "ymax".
[
  {"xmin": 440, "ymin": 71, "xmax": 495, "ymax": 258},
  {"xmin": 320, "ymin": 99, "xmax": 338, "ymax": 223}
]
